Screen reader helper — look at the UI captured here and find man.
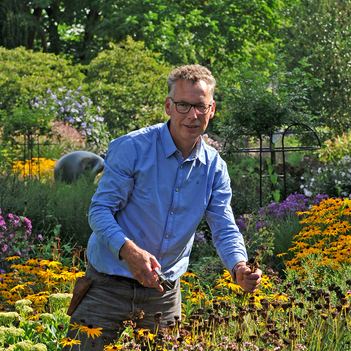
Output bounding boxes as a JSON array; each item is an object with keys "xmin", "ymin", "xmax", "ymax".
[{"xmin": 65, "ymin": 64, "xmax": 262, "ymax": 349}]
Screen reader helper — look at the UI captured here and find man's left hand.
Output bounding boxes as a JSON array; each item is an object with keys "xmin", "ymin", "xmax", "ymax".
[{"xmin": 236, "ymin": 265, "xmax": 262, "ymax": 293}]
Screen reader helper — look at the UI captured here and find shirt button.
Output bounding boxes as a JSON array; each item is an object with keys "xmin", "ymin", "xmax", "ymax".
[
  {"xmin": 175, "ymin": 188, "xmax": 179, "ymax": 192},
  {"xmin": 171, "ymin": 212, "xmax": 174, "ymax": 215},
  {"xmin": 180, "ymin": 166, "xmax": 183, "ymax": 169},
  {"xmin": 165, "ymin": 235, "xmax": 169, "ymax": 239},
  {"xmin": 158, "ymin": 257, "xmax": 161, "ymax": 260}
]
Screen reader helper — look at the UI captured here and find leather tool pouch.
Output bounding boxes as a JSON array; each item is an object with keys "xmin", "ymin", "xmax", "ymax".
[{"xmin": 67, "ymin": 276, "xmax": 92, "ymax": 316}]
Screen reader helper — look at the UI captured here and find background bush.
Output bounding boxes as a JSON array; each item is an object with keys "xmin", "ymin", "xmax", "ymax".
[
  {"xmin": 0, "ymin": 172, "xmax": 97, "ymax": 248},
  {"xmin": 0, "ymin": 47, "xmax": 84, "ymax": 115},
  {"xmin": 85, "ymin": 38, "xmax": 170, "ymax": 138}
]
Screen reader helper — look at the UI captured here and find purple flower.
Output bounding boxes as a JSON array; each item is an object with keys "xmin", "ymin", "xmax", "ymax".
[
  {"xmin": 256, "ymin": 221, "xmax": 264, "ymax": 230},
  {"xmin": 236, "ymin": 217, "xmax": 247, "ymax": 231},
  {"xmin": 46, "ymin": 89, "xmax": 52, "ymax": 94},
  {"xmin": 194, "ymin": 231, "xmax": 206, "ymax": 244}
]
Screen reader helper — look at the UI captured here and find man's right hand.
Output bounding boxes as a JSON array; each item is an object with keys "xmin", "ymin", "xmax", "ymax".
[{"xmin": 119, "ymin": 240, "xmax": 164, "ymax": 292}]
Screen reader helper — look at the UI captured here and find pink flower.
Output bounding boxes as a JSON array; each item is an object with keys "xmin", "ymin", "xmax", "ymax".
[
  {"xmin": 17, "ymin": 251, "xmax": 21, "ymax": 256},
  {"xmin": 2, "ymin": 245, "xmax": 7, "ymax": 252},
  {"xmin": 38, "ymin": 234, "xmax": 43, "ymax": 241}
]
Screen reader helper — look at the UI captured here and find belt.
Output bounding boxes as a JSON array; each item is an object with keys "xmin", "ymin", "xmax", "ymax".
[{"xmin": 88, "ymin": 264, "xmax": 175, "ymax": 290}]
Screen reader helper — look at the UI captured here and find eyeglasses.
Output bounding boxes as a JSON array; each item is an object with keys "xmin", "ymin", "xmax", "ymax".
[{"xmin": 169, "ymin": 97, "xmax": 212, "ymax": 115}]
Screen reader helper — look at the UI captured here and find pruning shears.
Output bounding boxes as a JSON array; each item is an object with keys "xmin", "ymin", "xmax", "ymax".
[{"xmin": 153, "ymin": 267, "xmax": 173, "ymax": 289}]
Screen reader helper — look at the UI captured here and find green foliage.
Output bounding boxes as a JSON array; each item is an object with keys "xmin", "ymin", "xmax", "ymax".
[
  {"xmin": 0, "ymin": 106, "xmax": 53, "ymax": 142},
  {"xmin": 0, "ymin": 0, "xmax": 30, "ymax": 49},
  {"xmin": 280, "ymin": 0, "xmax": 351, "ymax": 132},
  {"xmin": 33, "ymin": 86, "xmax": 110, "ymax": 151},
  {"xmin": 85, "ymin": 38, "xmax": 170, "ymax": 138},
  {"xmin": 300, "ymin": 156, "xmax": 351, "ymax": 198},
  {"xmin": 216, "ymin": 59, "xmax": 322, "ymax": 156},
  {"xmin": 319, "ymin": 131, "xmax": 351, "ymax": 163},
  {"xmin": 0, "ymin": 172, "xmax": 97, "ymax": 248},
  {"xmin": 285, "ymin": 253, "xmax": 351, "ymax": 293},
  {"xmin": 0, "ymin": 47, "xmax": 84, "ymax": 115},
  {"xmin": 97, "ymin": 0, "xmax": 283, "ymax": 70}
]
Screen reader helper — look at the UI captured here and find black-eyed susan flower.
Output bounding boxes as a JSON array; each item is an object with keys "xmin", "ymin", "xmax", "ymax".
[
  {"xmin": 81, "ymin": 324, "xmax": 103, "ymax": 339},
  {"xmin": 60, "ymin": 337, "xmax": 81, "ymax": 347},
  {"xmin": 104, "ymin": 345, "xmax": 123, "ymax": 350}
]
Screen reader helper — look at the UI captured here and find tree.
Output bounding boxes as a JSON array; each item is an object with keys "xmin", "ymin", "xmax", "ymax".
[
  {"xmin": 0, "ymin": 0, "xmax": 106, "ymax": 63},
  {"xmin": 0, "ymin": 46, "xmax": 84, "ymax": 114},
  {"xmin": 0, "ymin": 0, "xmax": 283, "ymax": 69},
  {"xmin": 97, "ymin": 0, "xmax": 283, "ymax": 71},
  {"xmin": 85, "ymin": 38, "xmax": 170, "ymax": 138},
  {"xmin": 280, "ymin": 0, "xmax": 351, "ymax": 133},
  {"xmin": 216, "ymin": 59, "xmax": 322, "ymax": 156},
  {"xmin": 0, "ymin": 0, "xmax": 30, "ymax": 49}
]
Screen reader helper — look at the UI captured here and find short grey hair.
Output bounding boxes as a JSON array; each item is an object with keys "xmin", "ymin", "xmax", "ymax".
[{"xmin": 167, "ymin": 64, "xmax": 216, "ymax": 99}]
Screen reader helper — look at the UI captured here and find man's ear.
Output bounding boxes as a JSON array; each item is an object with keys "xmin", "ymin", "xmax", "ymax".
[
  {"xmin": 209, "ymin": 101, "xmax": 216, "ymax": 119},
  {"xmin": 165, "ymin": 97, "xmax": 171, "ymax": 116}
]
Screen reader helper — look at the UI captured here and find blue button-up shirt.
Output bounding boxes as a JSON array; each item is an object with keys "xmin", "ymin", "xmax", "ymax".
[{"xmin": 87, "ymin": 121, "xmax": 247, "ymax": 281}]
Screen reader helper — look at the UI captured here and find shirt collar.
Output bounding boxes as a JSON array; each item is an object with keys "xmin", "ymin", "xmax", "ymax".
[{"xmin": 160, "ymin": 121, "xmax": 207, "ymax": 165}]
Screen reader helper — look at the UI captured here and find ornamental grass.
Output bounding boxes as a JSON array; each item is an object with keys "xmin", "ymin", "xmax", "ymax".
[{"xmin": 1, "ymin": 198, "xmax": 351, "ymax": 350}]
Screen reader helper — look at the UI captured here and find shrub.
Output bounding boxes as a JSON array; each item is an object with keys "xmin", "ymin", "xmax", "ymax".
[
  {"xmin": 282, "ymin": 197, "xmax": 351, "ymax": 288},
  {"xmin": 0, "ymin": 47, "xmax": 84, "ymax": 114},
  {"xmin": 31, "ymin": 86, "xmax": 110, "ymax": 152},
  {"xmin": 85, "ymin": 38, "xmax": 170, "ymax": 138},
  {"xmin": 0, "ymin": 172, "xmax": 97, "ymax": 248},
  {"xmin": 236, "ymin": 193, "xmax": 329, "ymax": 272},
  {"xmin": 300, "ymin": 155, "xmax": 351, "ymax": 198},
  {"xmin": 0, "ymin": 210, "xmax": 36, "ymax": 272},
  {"xmin": 319, "ymin": 131, "xmax": 351, "ymax": 163}
]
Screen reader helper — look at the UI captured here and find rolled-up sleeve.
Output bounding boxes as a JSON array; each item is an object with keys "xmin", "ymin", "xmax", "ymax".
[
  {"xmin": 205, "ymin": 161, "xmax": 248, "ymax": 272},
  {"xmin": 88, "ymin": 136, "xmax": 136, "ymax": 259}
]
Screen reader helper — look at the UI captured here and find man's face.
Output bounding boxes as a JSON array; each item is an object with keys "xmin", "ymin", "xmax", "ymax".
[{"xmin": 165, "ymin": 79, "xmax": 215, "ymax": 149}]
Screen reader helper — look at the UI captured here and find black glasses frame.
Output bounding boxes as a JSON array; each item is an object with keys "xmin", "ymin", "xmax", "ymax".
[{"xmin": 169, "ymin": 97, "xmax": 212, "ymax": 115}]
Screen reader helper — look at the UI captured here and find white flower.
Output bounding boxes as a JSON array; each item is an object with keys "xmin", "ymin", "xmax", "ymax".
[
  {"xmin": 318, "ymin": 168, "xmax": 322, "ymax": 173},
  {"xmin": 342, "ymin": 192, "xmax": 348, "ymax": 196},
  {"xmin": 303, "ymin": 188, "xmax": 313, "ymax": 197},
  {"xmin": 338, "ymin": 181, "xmax": 341, "ymax": 184},
  {"xmin": 301, "ymin": 176, "xmax": 304, "ymax": 180},
  {"xmin": 311, "ymin": 178, "xmax": 315, "ymax": 181},
  {"xmin": 300, "ymin": 185, "xmax": 304, "ymax": 189},
  {"xmin": 342, "ymin": 172, "xmax": 346, "ymax": 177}
]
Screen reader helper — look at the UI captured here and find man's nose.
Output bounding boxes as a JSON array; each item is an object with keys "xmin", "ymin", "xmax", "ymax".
[{"xmin": 188, "ymin": 105, "xmax": 198, "ymax": 118}]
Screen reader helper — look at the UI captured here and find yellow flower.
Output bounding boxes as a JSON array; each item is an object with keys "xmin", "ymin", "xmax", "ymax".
[
  {"xmin": 5, "ymin": 256, "xmax": 21, "ymax": 261},
  {"xmin": 36, "ymin": 325, "xmax": 45, "ymax": 333},
  {"xmin": 214, "ymin": 270, "xmax": 243, "ymax": 292},
  {"xmin": 183, "ymin": 272, "xmax": 198, "ymax": 278},
  {"xmin": 269, "ymin": 293, "xmax": 289, "ymax": 302},
  {"xmin": 69, "ymin": 322, "xmax": 87, "ymax": 332},
  {"xmin": 81, "ymin": 324, "xmax": 103, "ymax": 339},
  {"xmin": 60, "ymin": 337, "xmax": 81, "ymax": 347},
  {"xmin": 39, "ymin": 259, "xmax": 62, "ymax": 268},
  {"xmin": 104, "ymin": 345, "xmax": 123, "ymax": 350}
]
